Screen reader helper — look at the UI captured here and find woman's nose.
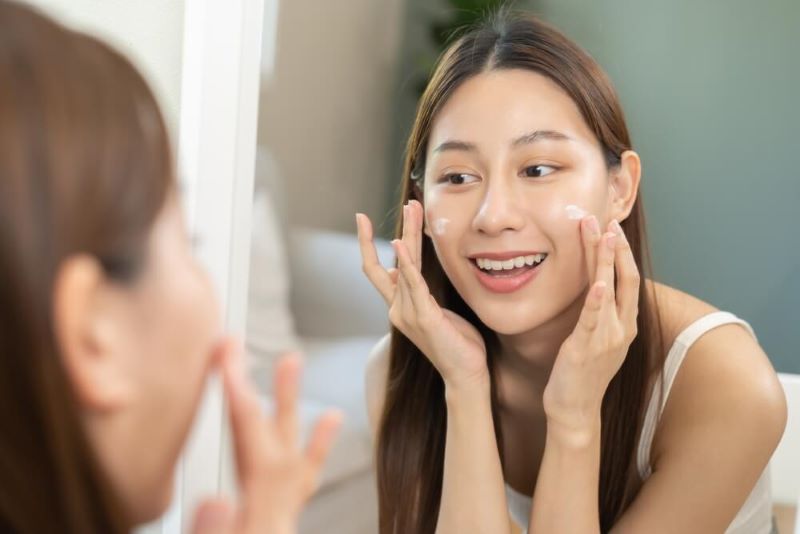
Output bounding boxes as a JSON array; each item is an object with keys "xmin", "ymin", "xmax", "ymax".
[{"xmin": 471, "ymin": 179, "xmax": 525, "ymax": 236}]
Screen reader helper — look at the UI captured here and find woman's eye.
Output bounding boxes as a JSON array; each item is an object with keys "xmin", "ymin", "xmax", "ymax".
[
  {"xmin": 522, "ymin": 165, "xmax": 557, "ymax": 178},
  {"xmin": 441, "ymin": 173, "xmax": 479, "ymax": 185}
]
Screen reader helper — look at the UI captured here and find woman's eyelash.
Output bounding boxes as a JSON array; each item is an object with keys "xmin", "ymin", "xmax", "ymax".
[
  {"xmin": 438, "ymin": 172, "xmax": 478, "ymax": 185},
  {"xmin": 521, "ymin": 164, "xmax": 559, "ymax": 178},
  {"xmin": 437, "ymin": 164, "xmax": 560, "ymax": 184}
]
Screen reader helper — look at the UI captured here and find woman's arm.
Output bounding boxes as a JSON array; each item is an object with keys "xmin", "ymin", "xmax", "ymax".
[
  {"xmin": 365, "ymin": 337, "xmax": 512, "ymax": 534},
  {"xmin": 530, "ymin": 217, "xmax": 638, "ymax": 533},
  {"xmin": 530, "ymin": 415, "xmax": 603, "ymax": 533},
  {"xmin": 437, "ymin": 377, "xmax": 512, "ymax": 534}
]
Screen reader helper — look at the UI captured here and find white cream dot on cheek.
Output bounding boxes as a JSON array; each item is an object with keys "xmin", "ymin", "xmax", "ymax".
[
  {"xmin": 565, "ymin": 204, "xmax": 589, "ymax": 220},
  {"xmin": 432, "ymin": 217, "xmax": 451, "ymax": 236}
]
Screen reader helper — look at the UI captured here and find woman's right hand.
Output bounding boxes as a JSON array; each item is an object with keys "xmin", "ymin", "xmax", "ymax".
[
  {"xmin": 191, "ymin": 340, "xmax": 343, "ymax": 534},
  {"xmin": 356, "ymin": 199, "xmax": 489, "ymax": 390}
]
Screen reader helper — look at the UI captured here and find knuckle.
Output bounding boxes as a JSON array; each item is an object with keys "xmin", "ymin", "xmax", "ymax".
[{"xmin": 388, "ymin": 306, "xmax": 404, "ymax": 326}]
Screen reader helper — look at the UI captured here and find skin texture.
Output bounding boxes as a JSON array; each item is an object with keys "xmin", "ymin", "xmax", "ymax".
[
  {"xmin": 359, "ymin": 69, "xmax": 786, "ymax": 533},
  {"xmin": 54, "ymin": 198, "xmax": 342, "ymax": 532}
]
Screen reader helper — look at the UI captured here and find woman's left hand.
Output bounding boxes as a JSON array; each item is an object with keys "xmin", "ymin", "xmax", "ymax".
[{"xmin": 542, "ymin": 217, "xmax": 641, "ymax": 438}]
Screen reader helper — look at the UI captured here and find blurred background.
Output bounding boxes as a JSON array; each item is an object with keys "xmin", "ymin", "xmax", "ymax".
[{"xmin": 249, "ymin": 1, "xmax": 798, "ymax": 532}]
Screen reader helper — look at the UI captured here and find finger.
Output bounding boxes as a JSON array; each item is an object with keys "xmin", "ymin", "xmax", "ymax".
[
  {"xmin": 581, "ymin": 215, "xmax": 601, "ymax": 284},
  {"xmin": 401, "ymin": 202, "xmax": 418, "ymax": 271},
  {"xmin": 191, "ymin": 498, "xmax": 235, "ymax": 534},
  {"xmin": 393, "ymin": 238, "xmax": 435, "ymax": 318},
  {"xmin": 576, "ymin": 280, "xmax": 607, "ymax": 335},
  {"xmin": 388, "ymin": 241, "xmax": 411, "ymax": 325},
  {"xmin": 356, "ymin": 213, "xmax": 394, "ymax": 304},
  {"xmin": 274, "ymin": 352, "xmax": 302, "ymax": 448},
  {"xmin": 392, "ymin": 241, "xmax": 416, "ymax": 328},
  {"xmin": 387, "ymin": 267, "xmax": 399, "ymax": 285},
  {"xmin": 305, "ymin": 409, "xmax": 344, "ymax": 482},
  {"xmin": 220, "ymin": 338, "xmax": 267, "ymax": 489},
  {"xmin": 610, "ymin": 219, "xmax": 641, "ymax": 330},
  {"xmin": 409, "ymin": 199, "xmax": 424, "ymax": 269},
  {"xmin": 595, "ymin": 230, "xmax": 617, "ymax": 310}
]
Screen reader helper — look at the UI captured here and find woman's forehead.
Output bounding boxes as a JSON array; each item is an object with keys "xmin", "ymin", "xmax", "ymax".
[{"xmin": 428, "ymin": 69, "xmax": 598, "ymax": 152}]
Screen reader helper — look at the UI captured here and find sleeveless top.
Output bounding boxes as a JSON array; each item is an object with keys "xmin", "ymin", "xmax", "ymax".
[{"xmin": 505, "ymin": 311, "xmax": 774, "ymax": 534}]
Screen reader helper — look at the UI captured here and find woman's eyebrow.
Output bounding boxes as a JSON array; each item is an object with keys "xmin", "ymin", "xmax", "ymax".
[
  {"xmin": 511, "ymin": 129, "xmax": 574, "ymax": 147},
  {"xmin": 432, "ymin": 140, "xmax": 477, "ymax": 154},
  {"xmin": 432, "ymin": 129, "xmax": 574, "ymax": 154}
]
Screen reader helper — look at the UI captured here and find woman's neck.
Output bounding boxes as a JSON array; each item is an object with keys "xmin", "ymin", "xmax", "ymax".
[{"xmin": 494, "ymin": 287, "xmax": 588, "ymax": 408}]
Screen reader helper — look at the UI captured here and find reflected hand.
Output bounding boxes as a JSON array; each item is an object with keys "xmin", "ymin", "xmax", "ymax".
[{"xmin": 356, "ymin": 200, "xmax": 488, "ymax": 390}]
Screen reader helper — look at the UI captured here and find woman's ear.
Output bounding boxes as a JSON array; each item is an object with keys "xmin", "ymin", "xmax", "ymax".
[
  {"xmin": 608, "ymin": 150, "xmax": 641, "ymax": 223},
  {"xmin": 53, "ymin": 255, "xmax": 135, "ymax": 413}
]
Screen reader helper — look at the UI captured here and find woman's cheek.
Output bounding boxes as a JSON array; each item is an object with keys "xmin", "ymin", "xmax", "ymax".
[{"xmin": 422, "ymin": 192, "xmax": 463, "ymax": 268}]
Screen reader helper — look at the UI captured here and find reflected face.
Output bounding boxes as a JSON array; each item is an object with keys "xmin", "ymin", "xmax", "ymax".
[{"xmin": 422, "ymin": 69, "xmax": 615, "ymax": 335}]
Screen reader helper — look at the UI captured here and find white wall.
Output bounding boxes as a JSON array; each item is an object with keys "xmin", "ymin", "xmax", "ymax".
[
  {"xmin": 22, "ymin": 0, "xmax": 185, "ymax": 136},
  {"xmin": 257, "ymin": 0, "xmax": 405, "ymax": 233}
]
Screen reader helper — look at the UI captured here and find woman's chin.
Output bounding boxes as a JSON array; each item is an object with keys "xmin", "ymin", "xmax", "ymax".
[{"xmin": 472, "ymin": 305, "xmax": 545, "ymax": 336}]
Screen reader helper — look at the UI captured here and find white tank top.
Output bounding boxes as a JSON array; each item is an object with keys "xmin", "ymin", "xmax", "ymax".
[{"xmin": 505, "ymin": 311, "xmax": 774, "ymax": 534}]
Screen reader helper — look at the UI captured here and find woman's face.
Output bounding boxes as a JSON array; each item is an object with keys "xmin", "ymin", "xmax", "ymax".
[
  {"xmin": 422, "ymin": 68, "xmax": 617, "ymax": 335},
  {"xmin": 74, "ymin": 198, "xmax": 221, "ymax": 523}
]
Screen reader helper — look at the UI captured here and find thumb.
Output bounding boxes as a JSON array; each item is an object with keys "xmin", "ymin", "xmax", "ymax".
[{"xmin": 191, "ymin": 498, "xmax": 235, "ymax": 534}]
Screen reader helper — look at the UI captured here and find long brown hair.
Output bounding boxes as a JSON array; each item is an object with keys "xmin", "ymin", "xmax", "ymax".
[
  {"xmin": 0, "ymin": 2, "xmax": 173, "ymax": 532},
  {"xmin": 376, "ymin": 11, "xmax": 665, "ymax": 533}
]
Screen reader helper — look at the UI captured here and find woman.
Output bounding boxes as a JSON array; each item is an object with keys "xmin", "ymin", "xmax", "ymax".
[
  {"xmin": 357, "ymin": 11, "xmax": 786, "ymax": 534},
  {"xmin": 0, "ymin": 2, "xmax": 341, "ymax": 533}
]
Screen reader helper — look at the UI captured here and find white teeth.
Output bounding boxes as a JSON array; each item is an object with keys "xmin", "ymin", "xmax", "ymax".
[{"xmin": 475, "ymin": 253, "xmax": 547, "ymax": 271}]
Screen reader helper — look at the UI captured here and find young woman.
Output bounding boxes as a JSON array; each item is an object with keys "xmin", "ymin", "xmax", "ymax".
[
  {"xmin": 357, "ymin": 11, "xmax": 787, "ymax": 534},
  {"xmin": 0, "ymin": 2, "xmax": 341, "ymax": 533}
]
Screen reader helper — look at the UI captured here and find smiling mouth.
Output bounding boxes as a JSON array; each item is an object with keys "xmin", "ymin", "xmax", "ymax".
[{"xmin": 470, "ymin": 253, "xmax": 548, "ymax": 277}]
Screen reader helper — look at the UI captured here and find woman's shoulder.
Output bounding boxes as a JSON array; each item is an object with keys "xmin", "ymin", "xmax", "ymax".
[
  {"xmin": 645, "ymin": 278, "xmax": 720, "ymax": 353},
  {"xmin": 647, "ymin": 279, "xmax": 787, "ymax": 469}
]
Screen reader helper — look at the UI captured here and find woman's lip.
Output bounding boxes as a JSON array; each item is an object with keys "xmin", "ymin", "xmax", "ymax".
[{"xmin": 470, "ymin": 258, "xmax": 544, "ymax": 294}]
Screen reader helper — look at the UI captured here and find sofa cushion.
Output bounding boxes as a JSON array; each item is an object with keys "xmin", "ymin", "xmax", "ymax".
[{"xmin": 288, "ymin": 227, "xmax": 393, "ymax": 338}]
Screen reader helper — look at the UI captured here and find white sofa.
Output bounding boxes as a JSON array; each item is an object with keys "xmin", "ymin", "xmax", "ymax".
[{"xmin": 245, "ymin": 183, "xmax": 393, "ymax": 534}]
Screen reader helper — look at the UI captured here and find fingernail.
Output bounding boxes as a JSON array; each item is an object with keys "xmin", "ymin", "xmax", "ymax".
[
  {"xmin": 610, "ymin": 219, "xmax": 623, "ymax": 236},
  {"xmin": 606, "ymin": 232, "xmax": 617, "ymax": 249},
  {"xmin": 594, "ymin": 280, "xmax": 607, "ymax": 298},
  {"xmin": 588, "ymin": 216, "xmax": 600, "ymax": 236}
]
